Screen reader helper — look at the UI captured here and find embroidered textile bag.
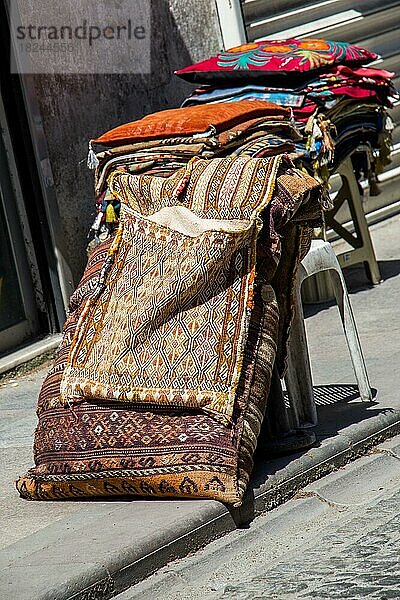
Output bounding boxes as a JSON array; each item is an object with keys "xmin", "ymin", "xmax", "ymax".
[
  {"xmin": 16, "ymin": 158, "xmax": 322, "ymax": 505},
  {"xmin": 60, "ymin": 156, "xmax": 282, "ymax": 424}
]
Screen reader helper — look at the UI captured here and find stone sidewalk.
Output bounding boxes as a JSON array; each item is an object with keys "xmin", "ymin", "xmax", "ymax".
[
  {"xmin": 116, "ymin": 434, "xmax": 400, "ymax": 600},
  {"xmin": 0, "ymin": 214, "xmax": 399, "ymax": 599}
]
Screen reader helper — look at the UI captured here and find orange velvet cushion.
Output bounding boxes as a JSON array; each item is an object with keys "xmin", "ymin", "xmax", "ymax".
[{"xmin": 93, "ymin": 100, "xmax": 290, "ymax": 146}]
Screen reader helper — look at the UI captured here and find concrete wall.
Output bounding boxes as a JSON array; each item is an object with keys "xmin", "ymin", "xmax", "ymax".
[{"xmin": 32, "ymin": 0, "xmax": 223, "ymax": 285}]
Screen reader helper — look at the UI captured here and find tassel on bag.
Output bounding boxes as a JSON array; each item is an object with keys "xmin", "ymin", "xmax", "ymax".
[
  {"xmin": 105, "ymin": 203, "xmax": 118, "ymax": 223},
  {"xmin": 87, "ymin": 140, "xmax": 99, "ymax": 170}
]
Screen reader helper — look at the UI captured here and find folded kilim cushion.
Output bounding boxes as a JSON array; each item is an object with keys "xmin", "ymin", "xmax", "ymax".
[
  {"xmin": 93, "ymin": 100, "xmax": 289, "ymax": 146},
  {"xmin": 16, "ymin": 157, "xmax": 322, "ymax": 505}
]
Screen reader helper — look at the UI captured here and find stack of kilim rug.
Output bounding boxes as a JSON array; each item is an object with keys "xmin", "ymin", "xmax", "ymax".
[
  {"xmin": 17, "ymin": 103, "xmax": 323, "ymax": 506},
  {"xmin": 88, "ymin": 100, "xmax": 301, "ymax": 244},
  {"xmin": 177, "ymin": 39, "xmax": 397, "ymax": 187}
]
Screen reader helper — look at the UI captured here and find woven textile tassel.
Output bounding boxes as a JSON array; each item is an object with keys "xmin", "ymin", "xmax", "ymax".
[
  {"xmin": 105, "ymin": 203, "xmax": 118, "ymax": 223},
  {"xmin": 87, "ymin": 140, "xmax": 99, "ymax": 170}
]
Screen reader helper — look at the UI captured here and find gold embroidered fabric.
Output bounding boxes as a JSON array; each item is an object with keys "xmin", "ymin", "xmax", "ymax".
[{"xmin": 59, "ymin": 156, "xmax": 282, "ymax": 421}]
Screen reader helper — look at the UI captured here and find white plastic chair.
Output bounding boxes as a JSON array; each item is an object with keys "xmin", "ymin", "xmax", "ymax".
[
  {"xmin": 285, "ymin": 239, "xmax": 373, "ymax": 430},
  {"xmin": 327, "ymin": 155, "xmax": 381, "ymax": 285}
]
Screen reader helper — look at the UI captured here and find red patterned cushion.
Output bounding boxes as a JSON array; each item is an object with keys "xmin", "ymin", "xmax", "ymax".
[{"xmin": 175, "ymin": 38, "xmax": 378, "ymax": 84}]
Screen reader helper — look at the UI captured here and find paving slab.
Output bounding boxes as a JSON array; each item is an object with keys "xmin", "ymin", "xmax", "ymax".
[{"xmin": 0, "ymin": 215, "xmax": 399, "ymax": 599}]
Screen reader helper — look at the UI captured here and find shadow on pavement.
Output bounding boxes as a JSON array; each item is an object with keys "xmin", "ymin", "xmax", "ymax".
[
  {"xmin": 251, "ymin": 384, "xmax": 388, "ymax": 486},
  {"xmin": 344, "ymin": 259, "xmax": 400, "ymax": 292},
  {"xmin": 303, "ymin": 259, "xmax": 400, "ymax": 317},
  {"xmin": 312, "ymin": 384, "xmax": 393, "ymax": 444}
]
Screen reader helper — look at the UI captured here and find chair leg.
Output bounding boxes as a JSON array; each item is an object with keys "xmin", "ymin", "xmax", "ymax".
[
  {"xmin": 263, "ymin": 364, "xmax": 293, "ymax": 439},
  {"xmin": 285, "ymin": 284, "xmax": 318, "ymax": 428},
  {"xmin": 330, "ymin": 269, "xmax": 373, "ymax": 402},
  {"xmin": 335, "ymin": 158, "xmax": 381, "ymax": 285}
]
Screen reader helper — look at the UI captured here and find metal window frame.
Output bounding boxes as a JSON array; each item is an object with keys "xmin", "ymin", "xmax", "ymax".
[
  {"xmin": 0, "ymin": 95, "xmax": 40, "ymax": 353},
  {"xmin": 215, "ymin": 0, "xmax": 247, "ymax": 49},
  {"xmin": 2, "ymin": 0, "xmax": 74, "ymax": 333}
]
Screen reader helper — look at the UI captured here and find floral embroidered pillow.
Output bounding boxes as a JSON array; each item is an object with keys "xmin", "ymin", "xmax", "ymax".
[{"xmin": 175, "ymin": 39, "xmax": 378, "ymax": 84}]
